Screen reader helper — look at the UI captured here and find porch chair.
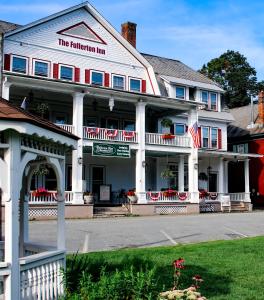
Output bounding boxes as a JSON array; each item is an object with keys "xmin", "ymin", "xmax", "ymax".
[{"xmin": 221, "ymin": 195, "xmax": 231, "ymax": 213}]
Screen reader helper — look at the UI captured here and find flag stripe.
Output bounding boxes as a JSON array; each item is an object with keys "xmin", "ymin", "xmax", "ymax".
[{"xmin": 189, "ymin": 122, "xmax": 200, "ymax": 148}]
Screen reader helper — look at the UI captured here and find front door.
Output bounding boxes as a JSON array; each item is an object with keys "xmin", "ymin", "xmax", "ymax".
[
  {"xmin": 208, "ymin": 173, "xmax": 217, "ymax": 192},
  {"xmin": 91, "ymin": 166, "xmax": 105, "ymax": 201}
]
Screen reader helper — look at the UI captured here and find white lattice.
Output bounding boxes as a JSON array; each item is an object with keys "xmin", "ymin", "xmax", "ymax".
[
  {"xmin": 29, "ymin": 208, "xmax": 57, "ymax": 218},
  {"xmin": 155, "ymin": 205, "xmax": 187, "ymax": 214},
  {"xmin": 200, "ymin": 204, "xmax": 218, "ymax": 212}
]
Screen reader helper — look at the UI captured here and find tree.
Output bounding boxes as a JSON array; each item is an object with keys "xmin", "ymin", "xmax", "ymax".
[{"xmin": 199, "ymin": 50, "xmax": 258, "ymax": 108}]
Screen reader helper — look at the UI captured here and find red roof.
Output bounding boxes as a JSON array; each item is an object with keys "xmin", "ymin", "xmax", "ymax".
[{"xmin": 0, "ymin": 98, "xmax": 78, "ymax": 140}]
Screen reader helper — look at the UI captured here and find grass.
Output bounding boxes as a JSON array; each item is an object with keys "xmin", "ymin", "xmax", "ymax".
[{"xmin": 66, "ymin": 236, "xmax": 264, "ymax": 299}]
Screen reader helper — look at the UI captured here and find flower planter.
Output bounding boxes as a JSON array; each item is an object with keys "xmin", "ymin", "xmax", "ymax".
[
  {"xmin": 162, "ymin": 134, "xmax": 175, "ymax": 139},
  {"xmin": 84, "ymin": 195, "xmax": 93, "ymax": 204}
]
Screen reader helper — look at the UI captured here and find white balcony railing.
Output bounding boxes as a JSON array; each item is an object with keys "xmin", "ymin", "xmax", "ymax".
[
  {"xmin": 146, "ymin": 191, "xmax": 190, "ymax": 202},
  {"xmin": 29, "ymin": 191, "xmax": 73, "ymax": 205},
  {"xmin": 55, "ymin": 124, "xmax": 75, "ymax": 134},
  {"xmin": 199, "ymin": 192, "xmax": 250, "ymax": 202},
  {"xmin": 145, "ymin": 133, "xmax": 190, "ymax": 148},
  {"xmin": 83, "ymin": 126, "xmax": 138, "ymax": 143},
  {"xmin": 20, "ymin": 250, "xmax": 65, "ymax": 300}
]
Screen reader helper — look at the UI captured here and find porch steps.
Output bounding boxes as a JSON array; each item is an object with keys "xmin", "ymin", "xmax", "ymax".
[
  {"xmin": 230, "ymin": 202, "xmax": 248, "ymax": 212},
  {"xmin": 93, "ymin": 205, "xmax": 130, "ymax": 218}
]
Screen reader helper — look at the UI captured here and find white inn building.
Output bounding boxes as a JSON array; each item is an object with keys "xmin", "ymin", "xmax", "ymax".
[{"xmin": 0, "ymin": 2, "xmax": 259, "ymax": 218}]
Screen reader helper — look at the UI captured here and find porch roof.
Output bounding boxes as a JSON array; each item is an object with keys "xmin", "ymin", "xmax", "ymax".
[{"xmin": 198, "ymin": 149, "xmax": 262, "ymax": 159}]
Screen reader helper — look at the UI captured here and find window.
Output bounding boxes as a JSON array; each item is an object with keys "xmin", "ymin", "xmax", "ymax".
[
  {"xmin": 211, "ymin": 128, "xmax": 218, "ymax": 148},
  {"xmin": 55, "ymin": 115, "xmax": 67, "ymax": 125},
  {"xmin": 210, "ymin": 93, "xmax": 217, "ymax": 110},
  {"xmin": 175, "ymin": 124, "xmax": 185, "ymax": 135},
  {"xmin": 92, "ymin": 71, "xmax": 103, "ymax": 86},
  {"xmin": 107, "ymin": 119, "xmax": 119, "ymax": 129},
  {"xmin": 113, "ymin": 75, "xmax": 125, "ymax": 90},
  {"xmin": 123, "ymin": 120, "xmax": 135, "ymax": 131},
  {"xmin": 202, "ymin": 127, "xmax": 209, "ymax": 148},
  {"xmin": 130, "ymin": 78, "xmax": 141, "ymax": 92},
  {"xmin": 34, "ymin": 60, "xmax": 49, "ymax": 77},
  {"xmin": 176, "ymin": 86, "xmax": 185, "ymax": 99},
  {"xmin": 12, "ymin": 56, "xmax": 27, "ymax": 74},
  {"xmin": 60, "ymin": 65, "xmax": 73, "ymax": 81},
  {"xmin": 201, "ymin": 91, "xmax": 208, "ymax": 104}
]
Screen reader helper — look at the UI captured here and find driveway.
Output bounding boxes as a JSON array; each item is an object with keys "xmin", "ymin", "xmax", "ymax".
[{"xmin": 29, "ymin": 211, "xmax": 264, "ymax": 253}]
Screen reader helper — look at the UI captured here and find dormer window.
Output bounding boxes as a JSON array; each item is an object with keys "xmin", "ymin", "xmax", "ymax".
[
  {"xmin": 12, "ymin": 55, "xmax": 28, "ymax": 74},
  {"xmin": 210, "ymin": 93, "xmax": 217, "ymax": 110},
  {"xmin": 201, "ymin": 91, "xmax": 208, "ymax": 104},
  {"xmin": 112, "ymin": 75, "xmax": 125, "ymax": 90},
  {"xmin": 129, "ymin": 78, "xmax": 141, "ymax": 92},
  {"xmin": 176, "ymin": 86, "xmax": 185, "ymax": 99},
  {"xmin": 91, "ymin": 71, "xmax": 104, "ymax": 86},
  {"xmin": 33, "ymin": 60, "xmax": 49, "ymax": 77},
  {"xmin": 201, "ymin": 91, "xmax": 218, "ymax": 111}
]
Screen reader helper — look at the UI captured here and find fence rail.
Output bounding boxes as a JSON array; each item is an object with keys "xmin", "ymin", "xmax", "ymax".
[
  {"xmin": 199, "ymin": 192, "xmax": 250, "ymax": 202},
  {"xmin": 29, "ymin": 191, "xmax": 73, "ymax": 204},
  {"xmin": 146, "ymin": 191, "xmax": 190, "ymax": 202},
  {"xmin": 145, "ymin": 133, "xmax": 190, "ymax": 147},
  {"xmin": 55, "ymin": 124, "xmax": 74, "ymax": 134}
]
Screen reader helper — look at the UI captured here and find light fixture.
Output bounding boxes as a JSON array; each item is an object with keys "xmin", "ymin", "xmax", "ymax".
[
  {"xmin": 194, "ymin": 163, "xmax": 198, "ymax": 169},
  {"xmin": 142, "ymin": 161, "xmax": 146, "ymax": 168},
  {"xmin": 109, "ymin": 97, "xmax": 114, "ymax": 111},
  {"xmin": 78, "ymin": 157, "xmax": 83, "ymax": 165}
]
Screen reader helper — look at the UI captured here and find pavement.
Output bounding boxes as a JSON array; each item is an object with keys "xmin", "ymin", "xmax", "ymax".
[{"xmin": 29, "ymin": 211, "xmax": 264, "ymax": 253}]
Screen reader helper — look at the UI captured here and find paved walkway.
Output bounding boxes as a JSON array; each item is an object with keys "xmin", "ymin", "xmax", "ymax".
[{"xmin": 29, "ymin": 211, "xmax": 264, "ymax": 253}]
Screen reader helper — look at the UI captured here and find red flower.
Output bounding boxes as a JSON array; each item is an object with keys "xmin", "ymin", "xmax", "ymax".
[{"xmin": 173, "ymin": 258, "xmax": 185, "ymax": 269}]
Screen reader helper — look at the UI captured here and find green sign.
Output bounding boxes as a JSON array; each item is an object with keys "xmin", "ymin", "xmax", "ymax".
[{"xmin": 92, "ymin": 142, "xmax": 130, "ymax": 158}]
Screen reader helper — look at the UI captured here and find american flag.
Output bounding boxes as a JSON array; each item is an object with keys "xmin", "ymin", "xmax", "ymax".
[{"xmin": 189, "ymin": 122, "xmax": 200, "ymax": 148}]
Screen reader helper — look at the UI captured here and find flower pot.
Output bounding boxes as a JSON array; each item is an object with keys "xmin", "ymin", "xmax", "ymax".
[
  {"xmin": 127, "ymin": 195, "xmax": 137, "ymax": 203},
  {"xmin": 84, "ymin": 195, "xmax": 93, "ymax": 204}
]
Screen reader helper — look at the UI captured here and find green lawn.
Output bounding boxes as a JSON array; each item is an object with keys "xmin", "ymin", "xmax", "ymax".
[{"xmin": 66, "ymin": 237, "xmax": 264, "ymax": 299}]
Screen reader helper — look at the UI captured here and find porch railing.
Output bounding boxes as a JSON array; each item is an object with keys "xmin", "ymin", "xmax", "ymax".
[
  {"xmin": 20, "ymin": 250, "xmax": 65, "ymax": 300},
  {"xmin": 145, "ymin": 133, "xmax": 190, "ymax": 148},
  {"xmin": 199, "ymin": 192, "xmax": 250, "ymax": 202},
  {"xmin": 29, "ymin": 191, "xmax": 73, "ymax": 205},
  {"xmin": 83, "ymin": 126, "xmax": 138, "ymax": 143},
  {"xmin": 146, "ymin": 191, "xmax": 190, "ymax": 202},
  {"xmin": 55, "ymin": 124, "xmax": 75, "ymax": 134}
]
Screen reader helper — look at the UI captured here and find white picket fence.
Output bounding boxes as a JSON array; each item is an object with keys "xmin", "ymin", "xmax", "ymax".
[
  {"xmin": 29, "ymin": 191, "xmax": 73, "ymax": 205},
  {"xmin": 55, "ymin": 124, "xmax": 74, "ymax": 134}
]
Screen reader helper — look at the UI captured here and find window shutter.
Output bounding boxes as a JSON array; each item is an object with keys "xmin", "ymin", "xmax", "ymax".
[
  {"xmin": 85, "ymin": 69, "xmax": 90, "ymax": 84},
  {"xmin": 218, "ymin": 128, "xmax": 222, "ymax": 149},
  {"xmin": 141, "ymin": 80, "xmax": 146, "ymax": 93},
  {"xmin": 104, "ymin": 73, "xmax": 110, "ymax": 87},
  {"xmin": 74, "ymin": 67, "xmax": 80, "ymax": 83},
  {"xmin": 198, "ymin": 127, "xmax": 202, "ymax": 148},
  {"xmin": 4, "ymin": 54, "xmax": 11, "ymax": 71},
  {"xmin": 185, "ymin": 125, "xmax": 188, "ymax": 132},
  {"xmin": 53, "ymin": 63, "xmax": 59, "ymax": 79}
]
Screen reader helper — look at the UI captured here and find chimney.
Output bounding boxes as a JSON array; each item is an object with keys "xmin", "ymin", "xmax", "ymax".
[
  {"xmin": 256, "ymin": 91, "xmax": 264, "ymax": 126},
  {"xmin": 121, "ymin": 22, "xmax": 137, "ymax": 48}
]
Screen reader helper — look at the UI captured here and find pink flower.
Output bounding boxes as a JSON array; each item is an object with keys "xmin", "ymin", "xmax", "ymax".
[
  {"xmin": 173, "ymin": 258, "xmax": 185, "ymax": 269},
  {"xmin": 192, "ymin": 275, "xmax": 203, "ymax": 282}
]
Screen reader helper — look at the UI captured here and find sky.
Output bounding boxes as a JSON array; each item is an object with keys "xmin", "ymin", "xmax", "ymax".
[{"xmin": 1, "ymin": 0, "xmax": 264, "ymax": 80}]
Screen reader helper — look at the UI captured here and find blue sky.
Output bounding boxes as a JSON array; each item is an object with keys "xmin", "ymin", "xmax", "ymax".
[{"xmin": 1, "ymin": 0, "xmax": 264, "ymax": 80}]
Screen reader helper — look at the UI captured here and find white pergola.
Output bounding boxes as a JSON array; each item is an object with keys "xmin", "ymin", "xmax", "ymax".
[{"xmin": 0, "ymin": 99, "xmax": 77, "ymax": 299}]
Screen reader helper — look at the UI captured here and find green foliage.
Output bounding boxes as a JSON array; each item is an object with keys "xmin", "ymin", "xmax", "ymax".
[
  {"xmin": 161, "ymin": 118, "xmax": 173, "ymax": 128},
  {"xmin": 199, "ymin": 50, "xmax": 258, "ymax": 108},
  {"xmin": 64, "ymin": 264, "xmax": 158, "ymax": 299}
]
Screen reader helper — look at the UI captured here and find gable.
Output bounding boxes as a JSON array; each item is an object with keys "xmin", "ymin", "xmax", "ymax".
[{"xmin": 57, "ymin": 21, "xmax": 106, "ymax": 45}]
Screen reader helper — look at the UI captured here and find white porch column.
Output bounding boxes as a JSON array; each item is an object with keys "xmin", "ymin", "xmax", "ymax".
[
  {"xmin": 224, "ymin": 160, "xmax": 229, "ymax": 193},
  {"xmin": 2, "ymin": 79, "xmax": 12, "ymax": 100},
  {"xmin": 4, "ymin": 132, "xmax": 21, "ymax": 300},
  {"xmin": 244, "ymin": 159, "xmax": 250, "ymax": 202},
  {"xmin": 72, "ymin": 92, "xmax": 84, "ymax": 204},
  {"xmin": 178, "ymin": 155, "xmax": 185, "ymax": 192},
  {"xmin": 135, "ymin": 101, "xmax": 146, "ymax": 203},
  {"xmin": 188, "ymin": 109, "xmax": 199, "ymax": 203},
  {"xmin": 218, "ymin": 158, "xmax": 225, "ymax": 194}
]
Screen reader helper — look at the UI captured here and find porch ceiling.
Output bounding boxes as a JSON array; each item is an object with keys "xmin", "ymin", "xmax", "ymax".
[{"xmin": 198, "ymin": 149, "xmax": 262, "ymax": 160}]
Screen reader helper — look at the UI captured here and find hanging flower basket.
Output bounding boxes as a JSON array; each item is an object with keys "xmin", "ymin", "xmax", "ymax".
[
  {"xmin": 178, "ymin": 192, "xmax": 188, "ymax": 201},
  {"xmin": 162, "ymin": 133, "xmax": 175, "ymax": 139},
  {"xmin": 126, "ymin": 190, "xmax": 137, "ymax": 203},
  {"xmin": 105, "ymin": 129, "xmax": 118, "ymax": 138},
  {"xmin": 163, "ymin": 189, "xmax": 178, "ymax": 198},
  {"xmin": 86, "ymin": 127, "xmax": 100, "ymax": 135},
  {"xmin": 123, "ymin": 131, "xmax": 135, "ymax": 139},
  {"xmin": 199, "ymin": 190, "xmax": 209, "ymax": 199},
  {"xmin": 209, "ymin": 192, "xmax": 218, "ymax": 200},
  {"xmin": 148, "ymin": 191, "xmax": 161, "ymax": 201}
]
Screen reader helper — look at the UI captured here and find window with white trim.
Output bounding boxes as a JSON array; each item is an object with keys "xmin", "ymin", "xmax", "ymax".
[
  {"xmin": 124, "ymin": 120, "xmax": 135, "ymax": 131},
  {"xmin": 60, "ymin": 65, "xmax": 73, "ymax": 81},
  {"xmin": 201, "ymin": 127, "xmax": 209, "ymax": 148},
  {"xmin": 201, "ymin": 91, "xmax": 208, "ymax": 104},
  {"xmin": 112, "ymin": 75, "xmax": 125, "ymax": 90},
  {"xmin": 34, "ymin": 60, "xmax": 49, "ymax": 77},
  {"xmin": 176, "ymin": 86, "xmax": 185, "ymax": 99},
  {"xmin": 211, "ymin": 128, "xmax": 218, "ymax": 148},
  {"xmin": 91, "ymin": 71, "xmax": 104, "ymax": 86},
  {"xmin": 12, "ymin": 56, "xmax": 27, "ymax": 74},
  {"xmin": 129, "ymin": 78, "xmax": 141, "ymax": 92},
  {"xmin": 210, "ymin": 93, "xmax": 217, "ymax": 110},
  {"xmin": 201, "ymin": 90, "xmax": 218, "ymax": 110},
  {"xmin": 175, "ymin": 123, "xmax": 185, "ymax": 135}
]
